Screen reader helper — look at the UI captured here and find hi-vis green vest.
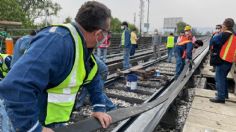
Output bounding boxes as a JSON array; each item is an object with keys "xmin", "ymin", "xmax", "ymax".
[
  {"xmin": 45, "ymin": 23, "xmax": 98, "ymax": 125},
  {"xmin": 0, "ymin": 53, "xmax": 10, "ymax": 77},
  {"xmin": 166, "ymin": 36, "xmax": 175, "ymax": 48},
  {"xmin": 121, "ymin": 31, "xmax": 125, "ymax": 46}
]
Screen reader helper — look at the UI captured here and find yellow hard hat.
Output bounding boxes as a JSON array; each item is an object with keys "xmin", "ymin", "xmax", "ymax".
[{"xmin": 184, "ymin": 25, "xmax": 191, "ymax": 31}]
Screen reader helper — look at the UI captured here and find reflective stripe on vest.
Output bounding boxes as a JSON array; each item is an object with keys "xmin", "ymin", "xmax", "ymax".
[
  {"xmin": 121, "ymin": 31, "xmax": 125, "ymax": 46},
  {"xmin": 220, "ymin": 35, "xmax": 236, "ymax": 63},
  {"xmin": 177, "ymin": 36, "xmax": 191, "ymax": 46},
  {"xmin": 166, "ymin": 36, "xmax": 175, "ymax": 48},
  {"xmin": 45, "ymin": 23, "xmax": 98, "ymax": 125}
]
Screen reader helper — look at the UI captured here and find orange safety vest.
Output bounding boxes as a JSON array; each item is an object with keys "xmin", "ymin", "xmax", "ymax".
[
  {"xmin": 219, "ymin": 35, "xmax": 236, "ymax": 63},
  {"xmin": 177, "ymin": 36, "xmax": 191, "ymax": 46}
]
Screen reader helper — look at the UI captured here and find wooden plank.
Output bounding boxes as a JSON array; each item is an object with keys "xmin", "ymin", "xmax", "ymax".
[
  {"xmin": 184, "ymin": 122, "xmax": 229, "ymax": 132},
  {"xmin": 195, "ymin": 88, "xmax": 236, "ymax": 102},
  {"xmin": 184, "ymin": 108, "xmax": 236, "ymax": 132},
  {"xmin": 191, "ymin": 97, "xmax": 236, "ymax": 117},
  {"xmin": 183, "ymin": 89, "xmax": 236, "ymax": 132},
  {"xmin": 201, "ymin": 66, "xmax": 233, "ymax": 79}
]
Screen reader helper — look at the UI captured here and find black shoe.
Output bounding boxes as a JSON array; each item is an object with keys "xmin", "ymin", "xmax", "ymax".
[
  {"xmin": 215, "ymin": 93, "xmax": 229, "ymax": 99},
  {"xmin": 209, "ymin": 98, "xmax": 225, "ymax": 103}
]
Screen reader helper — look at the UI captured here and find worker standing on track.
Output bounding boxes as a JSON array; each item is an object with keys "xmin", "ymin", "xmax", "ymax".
[
  {"xmin": 152, "ymin": 29, "xmax": 162, "ymax": 59},
  {"xmin": 174, "ymin": 25, "xmax": 196, "ymax": 79},
  {"xmin": 121, "ymin": 21, "xmax": 131, "ymax": 70},
  {"xmin": 0, "ymin": 1, "xmax": 112, "ymax": 131},
  {"xmin": 209, "ymin": 24, "xmax": 222, "ymax": 72},
  {"xmin": 97, "ymin": 31, "xmax": 111, "ymax": 62},
  {"xmin": 130, "ymin": 28, "xmax": 138, "ymax": 56},
  {"xmin": 166, "ymin": 33, "xmax": 175, "ymax": 63},
  {"xmin": 209, "ymin": 18, "xmax": 236, "ymax": 103}
]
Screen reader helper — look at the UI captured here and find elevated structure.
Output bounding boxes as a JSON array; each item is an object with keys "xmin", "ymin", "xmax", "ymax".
[
  {"xmin": 163, "ymin": 17, "xmax": 183, "ymax": 33},
  {"xmin": 0, "ymin": 20, "xmax": 22, "ymax": 28}
]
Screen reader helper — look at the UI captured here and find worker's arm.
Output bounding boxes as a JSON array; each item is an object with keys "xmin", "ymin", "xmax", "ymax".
[
  {"xmin": 87, "ymin": 74, "xmax": 106, "ymax": 112},
  {"xmin": 0, "ymin": 27, "xmax": 74, "ymax": 132},
  {"xmin": 86, "ymin": 74, "xmax": 112, "ymax": 128},
  {"xmin": 210, "ymin": 33, "xmax": 223, "ymax": 46}
]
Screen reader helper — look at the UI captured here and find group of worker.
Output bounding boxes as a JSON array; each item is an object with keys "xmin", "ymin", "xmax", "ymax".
[
  {"xmin": 0, "ymin": 0, "xmax": 234, "ymax": 131},
  {"xmin": 162, "ymin": 25, "xmax": 203, "ymax": 79},
  {"xmin": 120, "ymin": 21, "xmax": 139, "ymax": 70}
]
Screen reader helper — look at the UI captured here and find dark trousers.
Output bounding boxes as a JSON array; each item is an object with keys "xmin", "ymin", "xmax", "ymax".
[
  {"xmin": 130, "ymin": 44, "xmax": 137, "ymax": 56},
  {"xmin": 215, "ymin": 62, "xmax": 232, "ymax": 100}
]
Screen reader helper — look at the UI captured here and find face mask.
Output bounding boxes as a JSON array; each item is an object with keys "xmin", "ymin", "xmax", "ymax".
[
  {"xmin": 96, "ymin": 32, "xmax": 108, "ymax": 47},
  {"xmin": 185, "ymin": 31, "xmax": 189, "ymax": 35},
  {"xmin": 216, "ymin": 29, "xmax": 220, "ymax": 33},
  {"xmin": 121, "ymin": 26, "xmax": 125, "ymax": 30}
]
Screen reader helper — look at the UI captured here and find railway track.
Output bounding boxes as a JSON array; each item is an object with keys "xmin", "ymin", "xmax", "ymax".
[{"xmin": 55, "ymin": 37, "xmax": 210, "ymax": 132}]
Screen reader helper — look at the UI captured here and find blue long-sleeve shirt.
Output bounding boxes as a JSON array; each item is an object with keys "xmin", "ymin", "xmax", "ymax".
[
  {"xmin": 0, "ymin": 24, "xmax": 106, "ymax": 131},
  {"xmin": 123, "ymin": 29, "xmax": 131, "ymax": 48},
  {"xmin": 210, "ymin": 31, "xmax": 234, "ymax": 46}
]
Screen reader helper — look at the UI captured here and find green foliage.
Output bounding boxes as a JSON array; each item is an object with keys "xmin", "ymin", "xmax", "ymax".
[
  {"xmin": 0, "ymin": 0, "xmax": 30, "ymax": 26},
  {"xmin": 129, "ymin": 24, "xmax": 138, "ymax": 32},
  {"xmin": 16, "ymin": 0, "xmax": 62, "ymax": 23},
  {"xmin": 111, "ymin": 17, "xmax": 122, "ymax": 33},
  {"xmin": 110, "ymin": 17, "xmax": 138, "ymax": 33},
  {"xmin": 63, "ymin": 17, "xmax": 72, "ymax": 24},
  {"xmin": 176, "ymin": 21, "xmax": 187, "ymax": 34}
]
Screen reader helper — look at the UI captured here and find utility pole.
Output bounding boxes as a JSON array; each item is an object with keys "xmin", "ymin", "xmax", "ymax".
[
  {"xmin": 146, "ymin": 0, "xmax": 150, "ymax": 33},
  {"xmin": 134, "ymin": 13, "xmax": 136, "ymax": 26},
  {"xmin": 139, "ymin": 0, "xmax": 144, "ymax": 35}
]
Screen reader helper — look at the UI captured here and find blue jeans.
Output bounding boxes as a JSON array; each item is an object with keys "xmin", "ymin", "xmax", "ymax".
[
  {"xmin": 0, "ymin": 99, "xmax": 15, "ymax": 132},
  {"xmin": 175, "ymin": 46, "xmax": 185, "ymax": 78},
  {"xmin": 123, "ymin": 48, "xmax": 131, "ymax": 70},
  {"xmin": 75, "ymin": 56, "xmax": 116, "ymax": 111},
  {"xmin": 130, "ymin": 45, "xmax": 137, "ymax": 56},
  {"xmin": 167, "ymin": 48, "xmax": 174, "ymax": 63},
  {"xmin": 97, "ymin": 48, "xmax": 108, "ymax": 62},
  {"xmin": 215, "ymin": 62, "xmax": 232, "ymax": 100}
]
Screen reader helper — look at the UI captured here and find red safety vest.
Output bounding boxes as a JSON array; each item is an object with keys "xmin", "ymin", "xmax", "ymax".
[{"xmin": 220, "ymin": 35, "xmax": 236, "ymax": 63}]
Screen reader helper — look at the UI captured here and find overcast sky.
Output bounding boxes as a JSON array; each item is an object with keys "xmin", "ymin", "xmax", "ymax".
[{"xmin": 51, "ymin": 0, "xmax": 236, "ymax": 31}]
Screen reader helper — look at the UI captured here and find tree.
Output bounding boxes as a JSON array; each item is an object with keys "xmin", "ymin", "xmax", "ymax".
[
  {"xmin": 0, "ymin": 0, "xmax": 29, "ymax": 26},
  {"xmin": 110, "ymin": 17, "xmax": 138, "ymax": 33},
  {"xmin": 176, "ymin": 21, "xmax": 187, "ymax": 34},
  {"xmin": 111, "ymin": 17, "xmax": 122, "ymax": 33},
  {"xmin": 63, "ymin": 17, "xmax": 72, "ymax": 24},
  {"xmin": 16, "ymin": 0, "xmax": 62, "ymax": 23}
]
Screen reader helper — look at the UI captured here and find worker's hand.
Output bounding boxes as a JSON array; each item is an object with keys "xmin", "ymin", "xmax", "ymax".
[
  {"xmin": 92, "ymin": 112, "xmax": 112, "ymax": 128},
  {"xmin": 42, "ymin": 127, "xmax": 54, "ymax": 132}
]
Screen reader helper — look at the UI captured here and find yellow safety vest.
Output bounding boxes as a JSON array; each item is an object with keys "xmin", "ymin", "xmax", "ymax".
[
  {"xmin": 121, "ymin": 31, "xmax": 125, "ymax": 46},
  {"xmin": 0, "ymin": 53, "xmax": 10, "ymax": 77},
  {"xmin": 45, "ymin": 23, "xmax": 98, "ymax": 125},
  {"xmin": 166, "ymin": 36, "xmax": 175, "ymax": 48}
]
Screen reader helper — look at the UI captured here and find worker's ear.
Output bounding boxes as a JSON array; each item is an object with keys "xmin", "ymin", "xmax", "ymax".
[{"xmin": 94, "ymin": 29, "xmax": 103, "ymax": 38}]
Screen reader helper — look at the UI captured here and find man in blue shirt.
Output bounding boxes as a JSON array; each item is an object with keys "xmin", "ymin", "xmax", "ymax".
[
  {"xmin": 121, "ymin": 21, "xmax": 131, "ymax": 70},
  {"xmin": 0, "ymin": 1, "xmax": 112, "ymax": 132}
]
